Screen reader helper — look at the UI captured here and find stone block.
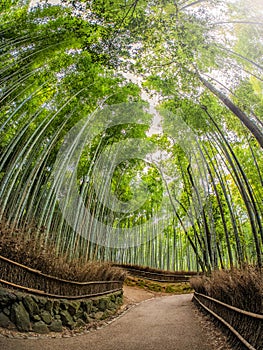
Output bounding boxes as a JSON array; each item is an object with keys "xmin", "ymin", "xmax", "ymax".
[
  {"xmin": 53, "ymin": 300, "xmax": 60, "ymax": 314},
  {"xmin": 0, "ymin": 289, "xmax": 16, "ymax": 306},
  {"xmin": 59, "ymin": 300, "xmax": 68, "ymax": 310},
  {"xmin": 45, "ymin": 300, "xmax": 53, "ymax": 313},
  {"xmin": 108, "ymin": 301, "xmax": 117, "ymax": 310},
  {"xmin": 81, "ymin": 300, "xmax": 93, "ymax": 313},
  {"xmin": 37, "ymin": 297, "xmax": 47, "ymax": 308},
  {"xmin": 74, "ymin": 309, "xmax": 84, "ymax": 320},
  {"xmin": 11, "ymin": 302, "xmax": 31, "ymax": 332},
  {"xmin": 60, "ymin": 310, "xmax": 74, "ymax": 328},
  {"xmin": 94, "ymin": 311, "xmax": 104, "ymax": 320},
  {"xmin": 32, "ymin": 315, "xmax": 41, "ymax": 321},
  {"xmin": 49, "ymin": 319, "xmax": 63, "ymax": 332},
  {"xmin": 40, "ymin": 310, "xmax": 52, "ymax": 324},
  {"xmin": 23, "ymin": 295, "xmax": 39, "ymax": 317},
  {"xmin": 116, "ymin": 296, "xmax": 123, "ymax": 305},
  {"xmin": 98, "ymin": 297, "xmax": 109, "ymax": 311},
  {"xmin": 110, "ymin": 293, "xmax": 116, "ymax": 302},
  {"xmin": 0, "ymin": 312, "xmax": 14, "ymax": 328},
  {"xmin": 91, "ymin": 306, "xmax": 98, "ymax": 313},
  {"xmin": 75, "ymin": 318, "xmax": 86, "ymax": 328},
  {"xmin": 67, "ymin": 301, "xmax": 81, "ymax": 316},
  {"xmin": 32, "ymin": 321, "xmax": 50, "ymax": 334},
  {"xmin": 3, "ymin": 307, "xmax": 10, "ymax": 316}
]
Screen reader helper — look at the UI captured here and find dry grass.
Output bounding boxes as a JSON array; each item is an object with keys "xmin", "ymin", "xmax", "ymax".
[
  {"xmin": 0, "ymin": 222, "xmax": 126, "ymax": 282},
  {"xmin": 190, "ymin": 267, "xmax": 263, "ymax": 314}
]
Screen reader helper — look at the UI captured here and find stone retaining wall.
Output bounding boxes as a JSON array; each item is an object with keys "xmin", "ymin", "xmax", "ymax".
[{"xmin": 0, "ymin": 287, "xmax": 123, "ymax": 334}]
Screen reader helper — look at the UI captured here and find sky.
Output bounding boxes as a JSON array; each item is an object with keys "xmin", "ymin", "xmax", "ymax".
[{"xmin": 30, "ymin": 0, "xmax": 61, "ymax": 7}]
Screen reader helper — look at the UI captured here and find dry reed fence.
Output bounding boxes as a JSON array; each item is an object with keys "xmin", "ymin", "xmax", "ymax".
[
  {"xmin": 191, "ymin": 267, "xmax": 263, "ymax": 350},
  {"xmin": 0, "ymin": 254, "xmax": 123, "ymax": 298},
  {"xmin": 0, "ymin": 224, "xmax": 125, "ymax": 298},
  {"xmin": 193, "ymin": 292, "xmax": 262, "ymax": 350},
  {"xmin": 116, "ymin": 263, "xmax": 200, "ymax": 282}
]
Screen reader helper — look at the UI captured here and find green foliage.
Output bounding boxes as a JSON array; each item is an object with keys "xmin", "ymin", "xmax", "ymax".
[{"xmin": 0, "ymin": 0, "xmax": 262, "ymax": 271}]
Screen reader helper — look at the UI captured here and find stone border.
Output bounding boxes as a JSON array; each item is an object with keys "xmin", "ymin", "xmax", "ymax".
[{"xmin": 0, "ymin": 287, "xmax": 123, "ymax": 334}]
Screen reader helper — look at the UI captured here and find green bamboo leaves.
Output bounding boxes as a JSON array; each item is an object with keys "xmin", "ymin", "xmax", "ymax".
[{"xmin": 0, "ymin": 1, "xmax": 262, "ymax": 271}]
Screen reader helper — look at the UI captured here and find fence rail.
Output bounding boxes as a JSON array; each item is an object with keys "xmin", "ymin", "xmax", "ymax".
[
  {"xmin": 117, "ymin": 264, "xmax": 199, "ymax": 282},
  {"xmin": 193, "ymin": 292, "xmax": 262, "ymax": 350},
  {"xmin": 0, "ymin": 255, "xmax": 123, "ymax": 298}
]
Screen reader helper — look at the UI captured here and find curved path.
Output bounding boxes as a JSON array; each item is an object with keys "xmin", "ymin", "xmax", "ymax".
[{"xmin": 0, "ymin": 294, "xmax": 218, "ymax": 350}]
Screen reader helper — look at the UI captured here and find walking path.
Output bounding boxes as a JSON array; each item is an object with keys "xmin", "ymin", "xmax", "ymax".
[{"xmin": 0, "ymin": 291, "xmax": 230, "ymax": 350}]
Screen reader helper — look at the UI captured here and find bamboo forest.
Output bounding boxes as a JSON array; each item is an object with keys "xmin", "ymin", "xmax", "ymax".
[{"xmin": 0, "ymin": 0, "xmax": 263, "ymax": 273}]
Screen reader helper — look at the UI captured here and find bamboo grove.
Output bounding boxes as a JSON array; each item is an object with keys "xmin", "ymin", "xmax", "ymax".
[{"xmin": 0, "ymin": 0, "xmax": 262, "ymax": 272}]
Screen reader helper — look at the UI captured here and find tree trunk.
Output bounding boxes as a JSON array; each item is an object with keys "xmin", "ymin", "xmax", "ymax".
[{"xmin": 197, "ymin": 73, "xmax": 263, "ymax": 149}]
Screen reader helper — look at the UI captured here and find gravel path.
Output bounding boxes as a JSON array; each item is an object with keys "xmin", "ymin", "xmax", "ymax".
[{"xmin": 0, "ymin": 291, "xmax": 231, "ymax": 350}]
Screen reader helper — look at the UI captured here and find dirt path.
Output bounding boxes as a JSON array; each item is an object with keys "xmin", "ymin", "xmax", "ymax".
[
  {"xmin": 123, "ymin": 285, "xmax": 157, "ymax": 305},
  {"xmin": 0, "ymin": 288, "xmax": 231, "ymax": 350}
]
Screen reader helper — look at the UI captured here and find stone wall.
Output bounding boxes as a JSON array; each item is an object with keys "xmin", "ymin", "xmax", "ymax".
[{"xmin": 0, "ymin": 287, "xmax": 123, "ymax": 334}]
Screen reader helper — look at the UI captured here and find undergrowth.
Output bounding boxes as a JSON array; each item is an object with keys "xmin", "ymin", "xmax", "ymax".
[
  {"xmin": 190, "ymin": 267, "xmax": 263, "ymax": 314},
  {"xmin": 0, "ymin": 222, "xmax": 126, "ymax": 282},
  {"xmin": 125, "ymin": 276, "xmax": 193, "ymax": 294}
]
